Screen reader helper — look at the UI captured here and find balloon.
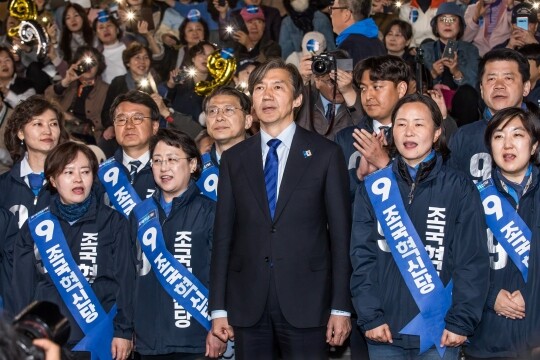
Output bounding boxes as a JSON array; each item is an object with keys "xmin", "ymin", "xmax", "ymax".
[
  {"xmin": 194, "ymin": 48, "xmax": 236, "ymax": 96},
  {"xmin": 8, "ymin": 0, "xmax": 49, "ymax": 58}
]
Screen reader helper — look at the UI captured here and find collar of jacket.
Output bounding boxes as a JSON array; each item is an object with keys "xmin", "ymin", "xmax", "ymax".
[
  {"xmin": 152, "ymin": 180, "xmax": 200, "ymax": 217},
  {"xmin": 492, "ymin": 164, "xmax": 539, "ymax": 207},
  {"xmin": 49, "ymin": 187, "xmax": 100, "ymax": 223},
  {"xmin": 393, "ymin": 153, "xmax": 440, "ymax": 186}
]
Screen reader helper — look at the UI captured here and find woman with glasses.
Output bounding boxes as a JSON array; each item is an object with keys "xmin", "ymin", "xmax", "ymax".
[
  {"xmin": 420, "ymin": 3, "xmax": 480, "ymax": 89},
  {"xmin": 10, "ymin": 141, "xmax": 135, "ymax": 360},
  {"xmin": 130, "ymin": 128, "xmax": 226, "ymax": 359}
]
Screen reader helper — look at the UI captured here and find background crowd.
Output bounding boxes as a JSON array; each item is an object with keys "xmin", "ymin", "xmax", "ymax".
[{"xmin": 1, "ymin": 0, "xmax": 540, "ymax": 359}]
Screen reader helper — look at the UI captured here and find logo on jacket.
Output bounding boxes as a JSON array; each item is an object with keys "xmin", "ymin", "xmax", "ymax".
[{"xmin": 410, "ymin": 8, "xmax": 419, "ymax": 23}]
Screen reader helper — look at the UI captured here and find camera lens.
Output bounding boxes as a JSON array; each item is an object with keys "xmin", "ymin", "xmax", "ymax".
[{"xmin": 312, "ymin": 59, "xmax": 327, "ymax": 76}]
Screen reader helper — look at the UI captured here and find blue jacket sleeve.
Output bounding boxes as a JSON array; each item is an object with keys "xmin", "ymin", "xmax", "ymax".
[
  {"xmin": 350, "ymin": 183, "xmax": 387, "ymax": 332},
  {"xmin": 444, "ymin": 177, "xmax": 490, "ymax": 336}
]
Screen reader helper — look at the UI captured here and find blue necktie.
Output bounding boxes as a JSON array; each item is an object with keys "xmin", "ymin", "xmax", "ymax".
[
  {"xmin": 129, "ymin": 160, "xmax": 142, "ymax": 184},
  {"xmin": 264, "ymin": 139, "xmax": 281, "ymax": 219},
  {"xmin": 325, "ymin": 103, "xmax": 333, "ymax": 122},
  {"xmin": 28, "ymin": 172, "xmax": 45, "ymax": 196}
]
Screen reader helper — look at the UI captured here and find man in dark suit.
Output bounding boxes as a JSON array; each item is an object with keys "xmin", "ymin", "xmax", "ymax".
[{"xmin": 209, "ymin": 58, "xmax": 352, "ymax": 359}]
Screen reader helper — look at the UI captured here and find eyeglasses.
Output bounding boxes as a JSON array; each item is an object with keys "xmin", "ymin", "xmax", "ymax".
[
  {"xmin": 114, "ymin": 113, "xmax": 151, "ymax": 126},
  {"xmin": 438, "ymin": 16, "xmax": 458, "ymax": 23},
  {"xmin": 329, "ymin": 6, "xmax": 349, "ymax": 13},
  {"xmin": 151, "ymin": 157, "xmax": 191, "ymax": 167},
  {"xmin": 206, "ymin": 105, "xmax": 243, "ymax": 118}
]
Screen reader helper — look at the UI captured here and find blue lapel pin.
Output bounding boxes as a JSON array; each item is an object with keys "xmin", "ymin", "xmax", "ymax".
[{"xmin": 303, "ymin": 150, "xmax": 312, "ymax": 158}]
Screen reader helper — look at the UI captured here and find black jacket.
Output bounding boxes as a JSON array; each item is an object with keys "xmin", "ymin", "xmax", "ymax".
[
  {"xmin": 10, "ymin": 194, "xmax": 136, "ymax": 347},
  {"xmin": 338, "ymin": 33, "xmax": 385, "ymax": 67},
  {"xmin": 350, "ymin": 155, "xmax": 489, "ymax": 349},
  {"xmin": 468, "ymin": 167, "xmax": 540, "ymax": 358},
  {"xmin": 130, "ymin": 183, "xmax": 215, "ymax": 355}
]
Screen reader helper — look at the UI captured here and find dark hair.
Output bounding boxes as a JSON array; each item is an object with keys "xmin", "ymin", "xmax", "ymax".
[
  {"xmin": 431, "ymin": 14, "xmax": 465, "ymax": 40},
  {"xmin": 518, "ymin": 43, "xmax": 540, "ymax": 67},
  {"xmin": 92, "ymin": 16, "xmax": 123, "ymax": 43},
  {"xmin": 248, "ymin": 58, "xmax": 304, "ymax": 102},
  {"xmin": 60, "ymin": 3, "xmax": 94, "ymax": 63},
  {"xmin": 149, "ymin": 128, "xmax": 202, "ymax": 178},
  {"xmin": 71, "ymin": 45, "xmax": 106, "ymax": 76},
  {"xmin": 354, "ymin": 55, "xmax": 411, "ymax": 86},
  {"xmin": 479, "ymin": 48, "xmax": 530, "ymax": 83},
  {"xmin": 338, "ymin": 0, "xmax": 371, "ymax": 21},
  {"xmin": 109, "ymin": 90, "xmax": 160, "ymax": 123},
  {"xmin": 202, "ymin": 86, "xmax": 252, "ymax": 113},
  {"xmin": 122, "ymin": 42, "xmax": 151, "ymax": 68},
  {"xmin": 484, "ymin": 107, "xmax": 540, "ymax": 165},
  {"xmin": 178, "ymin": 18, "xmax": 209, "ymax": 46},
  {"xmin": 4, "ymin": 95, "xmax": 69, "ymax": 163},
  {"xmin": 383, "ymin": 19, "xmax": 413, "ymax": 41},
  {"xmin": 185, "ymin": 41, "xmax": 216, "ymax": 67},
  {"xmin": 0, "ymin": 46, "xmax": 16, "ymax": 73},
  {"xmin": 45, "ymin": 141, "xmax": 99, "ymax": 186},
  {"xmin": 390, "ymin": 93, "xmax": 450, "ymax": 159}
]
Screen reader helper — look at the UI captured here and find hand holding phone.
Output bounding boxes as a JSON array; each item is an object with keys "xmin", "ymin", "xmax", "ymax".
[
  {"xmin": 516, "ymin": 16, "xmax": 529, "ymax": 31},
  {"xmin": 442, "ymin": 40, "xmax": 457, "ymax": 59}
]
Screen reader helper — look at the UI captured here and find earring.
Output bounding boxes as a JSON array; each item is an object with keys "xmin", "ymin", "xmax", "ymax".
[{"xmin": 20, "ymin": 139, "xmax": 24, "ymax": 146}]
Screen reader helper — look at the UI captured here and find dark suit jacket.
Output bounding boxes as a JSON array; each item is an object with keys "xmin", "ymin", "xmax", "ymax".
[{"xmin": 209, "ymin": 125, "xmax": 352, "ymax": 328}]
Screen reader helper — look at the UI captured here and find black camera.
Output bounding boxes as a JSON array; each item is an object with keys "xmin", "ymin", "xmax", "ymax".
[
  {"xmin": 12, "ymin": 301, "xmax": 70, "ymax": 360},
  {"xmin": 173, "ymin": 68, "xmax": 195, "ymax": 84},
  {"xmin": 74, "ymin": 58, "xmax": 95, "ymax": 76},
  {"xmin": 311, "ymin": 53, "xmax": 336, "ymax": 76}
]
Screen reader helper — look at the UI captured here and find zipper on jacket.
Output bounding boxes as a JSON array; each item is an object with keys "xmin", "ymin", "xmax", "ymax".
[
  {"xmin": 34, "ymin": 195, "xmax": 38, "ymax": 205},
  {"xmin": 408, "ymin": 182, "xmax": 416, "ymax": 204}
]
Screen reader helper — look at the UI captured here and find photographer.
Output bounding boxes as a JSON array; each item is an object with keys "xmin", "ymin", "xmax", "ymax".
[
  {"xmin": 296, "ymin": 50, "xmax": 363, "ymax": 139},
  {"xmin": 44, "ymin": 46, "xmax": 109, "ymax": 144}
]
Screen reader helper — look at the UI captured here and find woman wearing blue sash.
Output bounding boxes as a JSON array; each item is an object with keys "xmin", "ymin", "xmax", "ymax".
[
  {"xmin": 466, "ymin": 107, "xmax": 540, "ymax": 360},
  {"xmin": 10, "ymin": 142, "xmax": 136, "ymax": 360},
  {"xmin": 131, "ymin": 128, "xmax": 225, "ymax": 359},
  {"xmin": 350, "ymin": 93, "xmax": 489, "ymax": 359}
]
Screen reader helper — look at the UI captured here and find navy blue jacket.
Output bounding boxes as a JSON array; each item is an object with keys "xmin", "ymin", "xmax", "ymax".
[
  {"xmin": 0, "ymin": 208, "xmax": 17, "ymax": 306},
  {"xmin": 468, "ymin": 167, "xmax": 540, "ymax": 357},
  {"xmin": 338, "ymin": 33, "xmax": 386, "ymax": 67},
  {"xmin": 350, "ymin": 155, "xmax": 489, "ymax": 349},
  {"xmin": 447, "ymin": 117, "xmax": 491, "ymax": 183},
  {"xmin": 0, "ymin": 161, "xmax": 52, "ymax": 228},
  {"xmin": 9, "ymin": 194, "xmax": 136, "ymax": 347},
  {"xmin": 130, "ymin": 183, "xmax": 215, "ymax": 355}
]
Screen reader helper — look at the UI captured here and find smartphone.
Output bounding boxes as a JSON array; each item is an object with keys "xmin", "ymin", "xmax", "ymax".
[
  {"xmin": 139, "ymin": 7, "xmax": 155, "ymax": 31},
  {"xmin": 442, "ymin": 40, "xmax": 457, "ymax": 59},
  {"xmin": 336, "ymin": 58, "xmax": 353, "ymax": 71},
  {"xmin": 517, "ymin": 16, "xmax": 529, "ymax": 31}
]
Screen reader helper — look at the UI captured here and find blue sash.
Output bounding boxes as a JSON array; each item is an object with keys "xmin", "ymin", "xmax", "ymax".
[
  {"xmin": 134, "ymin": 199, "xmax": 211, "ymax": 330},
  {"xmin": 98, "ymin": 158, "xmax": 141, "ymax": 218},
  {"xmin": 477, "ymin": 178, "xmax": 531, "ymax": 282},
  {"xmin": 196, "ymin": 153, "xmax": 219, "ymax": 201},
  {"xmin": 29, "ymin": 208, "xmax": 116, "ymax": 360},
  {"xmin": 365, "ymin": 166, "xmax": 452, "ymax": 357}
]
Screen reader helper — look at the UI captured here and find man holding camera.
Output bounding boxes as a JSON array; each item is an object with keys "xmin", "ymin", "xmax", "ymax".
[
  {"xmin": 296, "ymin": 50, "xmax": 363, "ymax": 140},
  {"xmin": 330, "ymin": 0, "xmax": 385, "ymax": 66}
]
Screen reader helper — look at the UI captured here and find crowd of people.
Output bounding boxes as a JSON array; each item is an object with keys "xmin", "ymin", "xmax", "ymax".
[{"xmin": 0, "ymin": 0, "xmax": 540, "ymax": 359}]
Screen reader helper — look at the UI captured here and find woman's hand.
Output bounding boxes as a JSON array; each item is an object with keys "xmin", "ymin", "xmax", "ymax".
[
  {"xmin": 427, "ymin": 88, "xmax": 448, "ymax": 118},
  {"xmin": 365, "ymin": 324, "xmax": 393, "ymax": 343},
  {"xmin": 440, "ymin": 329, "xmax": 467, "ymax": 347},
  {"xmin": 205, "ymin": 331, "xmax": 227, "ymax": 358},
  {"xmin": 233, "ymin": 30, "xmax": 250, "ymax": 48},
  {"xmin": 431, "ymin": 58, "xmax": 445, "ymax": 79},
  {"xmin": 213, "ymin": 0, "xmax": 229, "ymax": 18},
  {"xmin": 473, "ymin": 0, "xmax": 489, "ymax": 24},
  {"xmin": 168, "ymin": 68, "xmax": 181, "ymax": 88},
  {"xmin": 494, "ymin": 289, "xmax": 526, "ymax": 319},
  {"xmin": 111, "ymin": 337, "xmax": 132, "ymax": 360},
  {"xmin": 61, "ymin": 63, "xmax": 81, "ymax": 88},
  {"xmin": 441, "ymin": 51, "xmax": 460, "ymax": 77}
]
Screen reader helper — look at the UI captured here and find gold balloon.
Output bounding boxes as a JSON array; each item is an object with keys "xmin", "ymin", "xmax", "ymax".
[
  {"xmin": 8, "ymin": 0, "xmax": 37, "ymax": 38},
  {"xmin": 195, "ymin": 49, "xmax": 237, "ymax": 96},
  {"xmin": 8, "ymin": 0, "xmax": 49, "ymax": 58}
]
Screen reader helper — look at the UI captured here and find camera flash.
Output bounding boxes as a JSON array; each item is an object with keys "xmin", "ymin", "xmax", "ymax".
[
  {"xmin": 139, "ymin": 78, "xmax": 149, "ymax": 88},
  {"xmin": 534, "ymin": 2, "xmax": 540, "ymax": 9},
  {"xmin": 395, "ymin": 1, "xmax": 402, "ymax": 7},
  {"xmin": 84, "ymin": 56, "xmax": 93, "ymax": 65},
  {"xmin": 126, "ymin": 10, "xmax": 136, "ymax": 21},
  {"xmin": 187, "ymin": 67, "xmax": 197, "ymax": 77},
  {"xmin": 226, "ymin": 25, "xmax": 234, "ymax": 34}
]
